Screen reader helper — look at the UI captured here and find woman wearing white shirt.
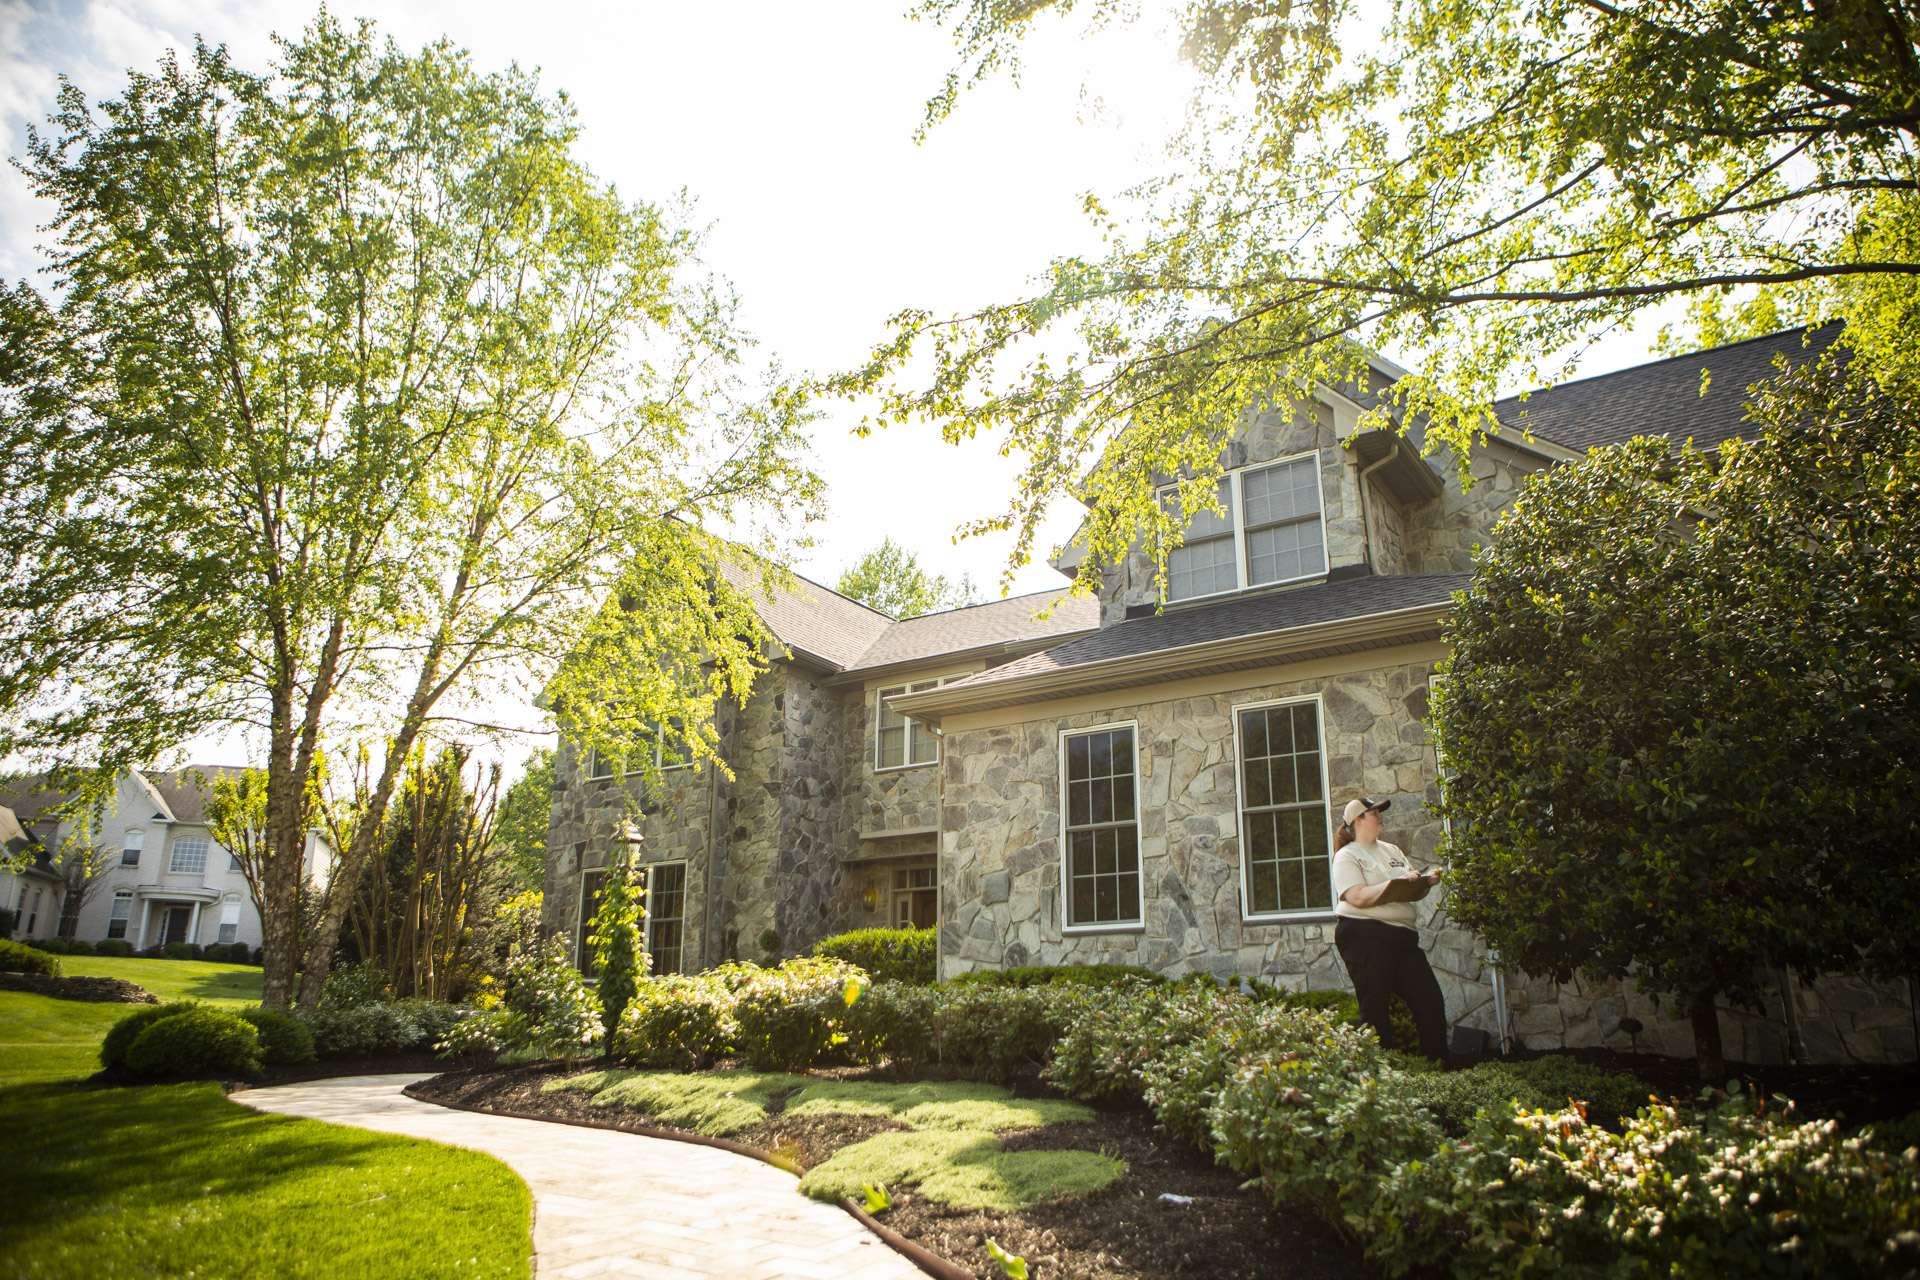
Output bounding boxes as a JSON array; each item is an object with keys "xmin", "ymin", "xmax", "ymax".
[{"xmin": 1331, "ymin": 796, "xmax": 1450, "ymax": 1062}]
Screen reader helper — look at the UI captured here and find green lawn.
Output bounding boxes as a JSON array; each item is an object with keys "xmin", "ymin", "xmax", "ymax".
[
  {"xmin": 0, "ymin": 961, "xmax": 532, "ymax": 1278},
  {"xmin": 61, "ymin": 955, "xmax": 264, "ymax": 1007}
]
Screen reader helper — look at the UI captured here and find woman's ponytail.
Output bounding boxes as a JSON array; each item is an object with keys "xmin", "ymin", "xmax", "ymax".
[{"xmin": 1334, "ymin": 820, "xmax": 1355, "ymax": 851}]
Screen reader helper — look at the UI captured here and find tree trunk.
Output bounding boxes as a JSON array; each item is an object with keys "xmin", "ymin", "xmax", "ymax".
[
  {"xmin": 1689, "ymin": 993, "xmax": 1727, "ymax": 1082},
  {"xmin": 258, "ymin": 693, "xmax": 302, "ymax": 1009}
]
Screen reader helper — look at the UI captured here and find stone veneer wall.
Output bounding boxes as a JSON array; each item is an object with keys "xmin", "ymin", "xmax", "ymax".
[
  {"xmin": 541, "ymin": 741, "xmax": 717, "ymax": 972},
  {"xmin": 856, "ymin": 684, "xmax": 945, "ymax": 836},
  {"xmin": 1362, "ymin": 471, "xmax": 1415, "ymax": 576},
  {"xmin": 774, "ymin": 668, "xmax": 862, "ymax": 950},
  {"xmin": 1403, "ymin": 439, "xmax": 1545, "ymax": 574},
  {"xmin": 937, "ymin": 655, "xmax": 1918, "ymax": 1065}
]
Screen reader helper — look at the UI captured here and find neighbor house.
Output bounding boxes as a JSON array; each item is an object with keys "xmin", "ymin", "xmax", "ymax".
[
  {"xmin": 0, "ymin": 767, "xmax": 334, "ymax": 951},
  {"xmin": 545, "ymin": 324, "xmax": 1915, "ymax": 1064}
]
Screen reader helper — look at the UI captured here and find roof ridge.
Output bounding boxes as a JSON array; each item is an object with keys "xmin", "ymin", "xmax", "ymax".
[
  {"xmin": 782, "ymin": 566, "xmax": 900, "ymax": 623},
  {"xmin": 883, "ymin": 585, "xmax": 1078, "ymax": 624},
  {"xmin": 1495, "ymin": 321, "xmax": 1835, "ymax": 408}
]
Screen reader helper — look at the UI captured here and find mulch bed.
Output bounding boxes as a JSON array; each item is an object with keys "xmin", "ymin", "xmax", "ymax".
[
  {"xmin": 409, "ymin": 1063, "xmax": 1373, "ymax": 1280},
  {"xmin": 0, "ymin": 972, "xmax": 158, "ymax": 1003}
]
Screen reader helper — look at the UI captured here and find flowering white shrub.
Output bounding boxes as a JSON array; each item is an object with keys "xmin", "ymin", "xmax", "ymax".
[
  {"xmin": 438, "ymin": 934, "xmax": 601, "ymax": 1060},
  {"xmin": 731, "ymin": 955, "xmax": 869, "ymax": 1070},
  {"xmin": 614, "ymin": 974, "xmax": 738, "ymax": 1069}
]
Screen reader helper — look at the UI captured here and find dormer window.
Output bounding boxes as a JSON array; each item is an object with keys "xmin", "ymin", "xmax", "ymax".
[{"xmin": 1162, "ymin": 451, "xmax": 1328, "ymax": 603}]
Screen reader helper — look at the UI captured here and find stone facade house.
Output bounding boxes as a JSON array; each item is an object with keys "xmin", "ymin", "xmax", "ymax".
[{"xmin": 546, "ymin": 324, "xmax": 1916, "ymax": 1064}]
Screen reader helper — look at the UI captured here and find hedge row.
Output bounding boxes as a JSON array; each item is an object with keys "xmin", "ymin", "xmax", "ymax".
[
  {"xmin": 810, "ymin": 927, "xmax": 935, "ymax": 984},
  {"xmin": 22, "ymin": 937, "xmax": 259, "ymax": 963},
  {"xmin": 99, "ymin": 1002, "xmax": 315, "ymax": 1079},
  {"xmin": 0, "ymin": 938, "xmax": 59, "ymax": 976}
]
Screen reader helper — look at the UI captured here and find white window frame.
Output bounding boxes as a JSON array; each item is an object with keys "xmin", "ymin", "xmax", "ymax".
[
  {"xmin": 121, "ymin": 829, "xmax": 143, "ymax": 867},
  {"xmin": 1232, "ymin": 694, "xmax": 1338, "ymax": 922},
  {"xmin": 587, "ymin": 719, "xmax": 695, "ymax": 781},
  {"xmin": 874, "ymin": 679, "xmax": 947, "ymax": 772},
  {"xmin": 107, "ymin": 889, "xmax": 134, "ymax": 940},
  {"xmin": 639, "ymin": 860, "xmax": 689, "ymax": 975},
  {"xmin": 1057, "ymin": 720, "xmax": 1146, "ymax": 934},
  {"xmin": 1159, "ymin": 448, "xmax": 1330, "ymax": 605},
  {"xmin": 169, "ymin": 834, "xmax": 210, "ymax": 876}
]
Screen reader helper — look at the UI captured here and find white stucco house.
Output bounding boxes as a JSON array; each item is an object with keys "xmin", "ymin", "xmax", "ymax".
[{"xmin": 0, "ymin": 766, "xmax": 332, "ymax": 951}]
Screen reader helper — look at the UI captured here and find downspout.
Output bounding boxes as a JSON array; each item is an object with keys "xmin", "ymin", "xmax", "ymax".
[
  {"xmin": 1489, "ymin": 950, "xmax": 1514, "ymax": 1056},
  {"xmin": 1775, "ymin": 962, "xmax": 1806, "ymax": 1064}
]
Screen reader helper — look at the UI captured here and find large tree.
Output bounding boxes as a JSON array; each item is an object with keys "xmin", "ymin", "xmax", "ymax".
[
  {"xmin": 0, "ymin": 17, "xmax": 821, "ymax": 1007},
  {"xmin": 839, "ymin": 0, "xmax": 1920, "ymax": 590},
  {"xmin": 1431, "ymin": 360, "xmax": 1920, "ymax": 1077},
  {"xmin": 835, "ymin": 538, "xmax": 978, "ymax": 616}
]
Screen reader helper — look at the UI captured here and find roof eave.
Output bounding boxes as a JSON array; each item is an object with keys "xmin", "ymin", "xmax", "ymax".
[
  {"xmin": 891, "ymin": 598, "xmax": 1454, "ymax": 722},
  {"xmin": 825, "ymin": 628, "xmax": 1103, "ymax": 688}
]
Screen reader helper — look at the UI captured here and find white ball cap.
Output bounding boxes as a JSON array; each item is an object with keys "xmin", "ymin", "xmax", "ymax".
[{"xmin": 1341, "ymin": 796, "xmax": 1392, "ymax": 824}]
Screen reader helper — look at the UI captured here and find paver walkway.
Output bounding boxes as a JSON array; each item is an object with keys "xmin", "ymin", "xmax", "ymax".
[{"xmin": 232, "ymin": 1073, "xmax": 924, "ymax": 1280}]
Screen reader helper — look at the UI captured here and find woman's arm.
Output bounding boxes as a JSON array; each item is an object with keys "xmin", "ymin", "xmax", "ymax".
[{"xmin": 1340, "ymin": 874, "xmax": 1434, "ymax": 909}]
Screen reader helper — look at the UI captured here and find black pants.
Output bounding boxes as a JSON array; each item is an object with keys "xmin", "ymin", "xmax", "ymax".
[{"xmin": 1334, "ymin": 916, "xmax": 1450, "ymax": 1062}]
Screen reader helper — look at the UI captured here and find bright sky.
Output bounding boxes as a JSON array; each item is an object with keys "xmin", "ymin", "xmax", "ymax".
[{"xmin": 1, "ymin": 0, "xmax": 1669, "ymax": 779}]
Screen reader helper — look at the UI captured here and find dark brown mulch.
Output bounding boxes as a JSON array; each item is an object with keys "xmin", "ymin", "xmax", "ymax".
[
  {"xmin": 408, "ymin": 1065, "xmax": 1376, "ymax": 1280},
  {"xmin": 0, "ymin": 972, "xmax": 157, "ymax": 1003},
  {"xmin": 250, "ymin": 1051, "xmax": 448, "ymax": 1087}
]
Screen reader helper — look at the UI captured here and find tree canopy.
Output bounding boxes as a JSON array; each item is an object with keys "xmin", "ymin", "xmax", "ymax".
[
  {"xmin": 835, "ymin": 538, "xmax": 978, "ymax": 616},
  {"xmin": 839, "ymin": 0, "xmax": 1920, "ymax": 593},
  {"xmin": 0, "ymin": 16, "xmax": 821, "ymax": 1004},
  {"xmin": 1431, "ymin": 360, "xmax": 1920, "ymax": 1076}
]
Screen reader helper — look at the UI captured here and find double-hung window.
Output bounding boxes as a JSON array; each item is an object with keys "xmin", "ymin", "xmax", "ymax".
[
  {"xmin": 576, "ymin": 868, "xmax": 607, "ymax": 974},
  {"xmin": 1061, "ymin": 725, "xmax": 1143, "ymax": 929},
  {"xmin": 641, "ymin": 863, "xmax": 687, "ymax": 975},
  {"xmin": 1236, "ymin": 698, "xmax": 1334, "ymax": 916},
  {"xmin": 585, "ymin": 717, "xmax": 691, "ymax": 780},
  {"xmin": 876, "ymin": 681, "xmax": 942, "ymax": 770},
  {"xmin": 121, "ymin": 830, "xmax": 143, "ymax": 867},
  {"xmin": 107, "ymin": 890, "xmax": 133, "ymax": 940},
  {"xmin": 169, "ymin": 835, "xmax": 210, "ymax": 875},
  {"xmin": 218, "ymin": 894, "xmax": 241, "ymax": 945},
  {"xmin": 1162, "ymin": 451, "xmax": 1328, "ymax": 602}
]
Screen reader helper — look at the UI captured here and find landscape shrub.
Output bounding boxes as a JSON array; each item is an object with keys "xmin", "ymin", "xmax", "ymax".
[
  {"xmin": 930, "ymin": 982, "xmax": 1088, "ymax": 1083},
  {"xmin": 320, "ymin": 959, "xmax": 391, "ymax": 1007},
  {"xmin": 1361, "ymin": 1096, "xmax": 1920, "ymax": 1278},
  {"xmin": 1402, "ymin": 1055, "xmax": 1655, "ymax": 1135},
  {"xmin": 1046, "ymin": 978, "xmax": 1231, "ymax": 1104},
  {"xmin": 947, "ymin": 963, "xmax": 1163, "ymax": 989},
  {"xmin": 160, "ymin": 942, "xmax": 199, "ymax": 961},
  {"xmin": 1141, "ymin": 1000, "xmax": 1352, "ymax": 1151},
  {"xmin": 203, "ymin": 942, "xmax": 252, "ymax": 964},
  {"xmin": 237, "ymin": 1006, "xmax": 317, "ymax": 1065},
  {"xmin": 0, "ymin": 938, "xmax": 59, "ymax": 976},
  {"xmin": 614, "ymin": 974, "xmax": 738, "ymax": 1069},
  {"xmin": 1255, "ymin": 984, "xmax": 1421, "ymax": 1055},
  {"xmin": 124, "ymin": 1007, "xmax": 262, "ymax": 1079},
  {"xmin": 811, "ymin": 927, "xmax": 936, "ymax": 984},
  {"xmin": 435, "ymin": 934, "xmax": 602, "ymax": 1061},
  {"xmin": 92, "ymin": 939, "xmax": 134, "ymax": 957},
  {"xmin": 1209, "ymin": 1021, "xmax": 1441, "ymax": 1233},
  {"xmin": 300, "ymin": 998, "xmax": 464, "ymax": 1058},
  {"xmin": 32, "ymin": 937, "xmax": 90, "ymax": 956},
  {"xmin": 101, "ymin": 1002, "xmax": 199, "ymax": 1071},
  {"xmin": 840, "ymin": 980, "xmax": 940, "ymax": 1072},
  {"xmin": 731, "ymin": 956, "xmax": 869, "ymax": 1071}
]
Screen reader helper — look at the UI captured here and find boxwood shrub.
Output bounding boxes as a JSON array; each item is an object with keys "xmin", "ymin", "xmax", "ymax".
[
  {"xmin": 102, "ymin": 1002, "xmax": 202, "ymax": 1071},
  {"xmin": 731, "ymin": 956, "xmax": 869, "ymax": 1071},
  {"xmin": 124, "ymin": 1007, "xmax": 262, "ymax": 1079},
  {"xmin": 0, "ymin": 938, "xmax": 59, "ymax": 976},
  {"xmin": 92, "ymin": 938, "xmax": 134, "ymax": 957},
  {"xmin": 300, "ymin": 998, "xmax": 466, "ymax": 1058},
  {"xmin": 810, "ymin": 927, "xmax": 935, "ymax": 984},
  {"xmin": 614, "ymin": 974, "xmax": 738, "ymax": 1069},
  {"xmin": 238, "ymin": 1006, "xmax": 317, "ymax": 1065}
]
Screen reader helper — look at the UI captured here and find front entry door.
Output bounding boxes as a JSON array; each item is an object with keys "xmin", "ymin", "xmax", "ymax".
[{"xmin": 162, "ymin": 906, "xmax": 191, "ymax": 946}]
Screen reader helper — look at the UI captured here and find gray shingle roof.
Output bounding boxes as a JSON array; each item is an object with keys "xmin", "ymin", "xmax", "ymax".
[
  {"xmin": 1494, "ymin": 323, "xmax": 1842, "ymax": 453},
  {"xmin": 144, "ymin": 766, "xmax": 250, "ymax": 826},
  {"xmin": 944, "ymin": 572, "xmax": 1468, "ymax": 691},
  {"xmin": 725, "ymin": 560, "xmax": 1098, "ymax": 674},
  {"xmin": 845, "ymin": 591, "xmax": 1099, "ymax": 673}
]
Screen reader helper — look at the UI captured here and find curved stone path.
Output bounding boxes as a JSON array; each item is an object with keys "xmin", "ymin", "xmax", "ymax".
[{"xmin": 232, "ymin": 1074, "xmax": 923, "ymax": 1280}]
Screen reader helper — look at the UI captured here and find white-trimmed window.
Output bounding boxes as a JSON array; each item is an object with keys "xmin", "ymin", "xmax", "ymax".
[
  {"xmin": 218, "ymin": 894, "xmax": 241, "ymax": 945},
  {"xmin": 585, "ymin": 718, "xmax": 692, "ymax": 780},
  {"xmin": 169, "ymin": 835, "xmax": 210, "ymax": 875},
  {"xmin": 1235, "ymin": 697, "xmax": 1335, "ymax": 917},
  {"xmin": 576, "ymin": 867, "xmax": 607, "ymax": 974},
  {"xmin": 121, "ymin": 829, "xmax": 144, "ymax": 867},
  {"xmin": 893, "ymin": 866, "xmax": 936, "ymax": 929},
  {"xmin": 876, "ymin": 681, "xmax": 943, "ymax": 770},
  {"xmin": 1060, "ymin": 724, "xmax": 1143, "ymax": 929},
  {"xmin": 107, "ymin": 890, "xmax": 133, "ymax": 940},
  {"xmin": 1162, "ymin": 451, "xmax": 1328, "ymax": 603},
  {"xmin": 641, "ymin": 862, "xmax": 687, "ymax": 975}
]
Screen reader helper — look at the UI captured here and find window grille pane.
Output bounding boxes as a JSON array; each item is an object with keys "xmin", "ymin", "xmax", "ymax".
[
  {"xmin": 121, "ymin": 831, "xmax": 143, "ymax": 866},
  {"xmin": 643, "ymin": 863, "xmax": 687, "ymax": 975},
  {"xmin": 1168, "ymin": 535, "xmax": 1236, "ymax": 600},
  {"xmin": 107, "ymin": 892, "xmax": 132, "ymax": 940},
  {"xmin": 1063, "ymin": 728, "xmax": 1142, "ymax": 927},
  {"xmin": 169, "ymin": 837, "xmax": 209, "ymax": 875},
  {"xmin": 218, "ymin": 923, "xmax": 238, "ymax": 945},
  {"xmin": 1248, "ymin": 519, "xmax": 1327, "ymax": 585},
  {"xmin": 1243, "ymin": 457, "xmax": 1326, "ymax": 585},
  {"xmin": 1238, "ymin": 704, "xmax": 1333, "ymax": 914},
  {"xmin": 878, "ymin": 724, "xmax": 906, "ymax": 768}
]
